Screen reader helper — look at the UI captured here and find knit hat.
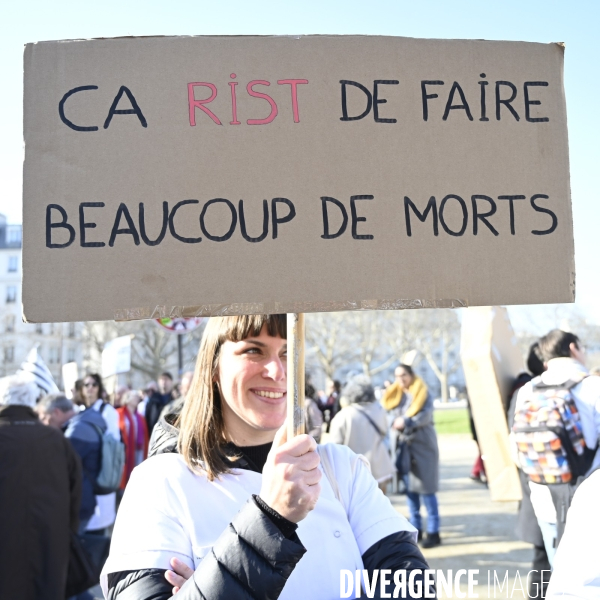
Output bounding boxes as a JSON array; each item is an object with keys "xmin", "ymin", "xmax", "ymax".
[{"xmin": 341, "ymin": 374, "xmax": 375, "ymax": 405}]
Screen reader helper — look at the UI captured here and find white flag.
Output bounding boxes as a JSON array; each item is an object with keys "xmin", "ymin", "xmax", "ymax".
[{"xmin": 18, "ymin": 346, "xmax": 59, "ymax": 395}]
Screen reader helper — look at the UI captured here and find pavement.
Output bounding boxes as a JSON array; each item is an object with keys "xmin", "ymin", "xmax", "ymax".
[
  {"xmin": 388, "ymin": 434, "xmax": 537, "ymax": 599},
  {"xmin": 90, "ymin": 434, "xmax": 538, "ymax": 599}
]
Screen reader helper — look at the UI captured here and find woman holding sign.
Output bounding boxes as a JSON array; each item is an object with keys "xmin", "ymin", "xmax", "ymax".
[{"xmin": 102, "ymin": 315, "xmax": 432, "ymax": 599}]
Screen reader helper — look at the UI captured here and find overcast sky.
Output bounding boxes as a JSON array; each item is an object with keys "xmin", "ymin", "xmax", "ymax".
[{"xmin": 1, "ymin": 0, "xmax": 598, "ymax": 327}]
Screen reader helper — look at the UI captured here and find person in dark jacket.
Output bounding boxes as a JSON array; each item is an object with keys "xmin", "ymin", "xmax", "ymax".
[
  {"xmin": 144, "ymin": 372, "xmax": 175, "ymax": 435},
  {"xmin": 148, "ymin": 403, "xmax": 181, "ymax": 456},
  {"xmin": 64, "ymin": 397, "xmax": 107, "ymax": 530},
  {"xmin": 102, "ymin": 315, "xmax": 434, "ymax": 599},
  {"xmin": 38, "ymin": 391, "xmax": 108, "ymax": 530},
  {"xmin": 0, "ymin": 374, "xmax": 82, "ymax": 600}
]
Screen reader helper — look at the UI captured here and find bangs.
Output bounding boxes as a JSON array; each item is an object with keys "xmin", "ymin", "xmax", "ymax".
[{"xmin": 210, "ymin": 314, "xmax": 287, "ymax": 345}]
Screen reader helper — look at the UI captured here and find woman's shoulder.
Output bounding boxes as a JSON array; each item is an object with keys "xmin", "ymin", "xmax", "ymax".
[
  {"xmin": 135, "ymin": 452, "xmax": 189, "ymax": 472},
  {"xmin": 130, "ymin": 453, "xmax": 201, "ymax": 488},
  {"xmin": 122, "ymin": 454, "xmax": 215, "ymax": 512}
]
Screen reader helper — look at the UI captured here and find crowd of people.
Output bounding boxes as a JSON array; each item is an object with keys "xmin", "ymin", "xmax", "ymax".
[
  {"xmin": 0, "ymin": 319, "xmax": 598, "ymax": 599},
  {"xmin": 0, "ymin": 368, "xmax": 193, "ymax": 600}
]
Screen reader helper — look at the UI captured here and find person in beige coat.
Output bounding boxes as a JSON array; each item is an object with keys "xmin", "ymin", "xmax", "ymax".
[{"xmin": 329, "ymin": 375, "xmax": 394, "ymax": 492}]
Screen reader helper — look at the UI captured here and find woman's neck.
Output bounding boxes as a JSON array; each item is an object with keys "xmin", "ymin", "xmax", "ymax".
[
  {"xmin": 222, "ymin": 409, "xmax": 278, "ymax": 447},
  {"xmin": 85, "ymin": 396, "xmax": 98, "ymax": 407},
  {"xmin": 225, "ymin": 429, "xmax": 276, "ymax": 447}
]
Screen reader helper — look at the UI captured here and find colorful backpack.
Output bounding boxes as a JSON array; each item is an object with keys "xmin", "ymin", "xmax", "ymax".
[{"xmin": 512, "ymin": 375, "xmax": 595, "ymax": 484}]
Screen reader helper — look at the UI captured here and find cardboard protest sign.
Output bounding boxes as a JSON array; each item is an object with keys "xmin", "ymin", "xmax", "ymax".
[
  {"xmin": 23, "ymin": 36, "xmax": 574, "ymax": 323},
  {"xmin": 61, "ymin": 362, "xmax": 78, "ymax": 398},
  {"xmin": 101, "ymin": 335, "xmax": 131, "ymax": 378},
  {"xmin": 461, "ymin": 306, "xmax": 524, "ymax": 502}
]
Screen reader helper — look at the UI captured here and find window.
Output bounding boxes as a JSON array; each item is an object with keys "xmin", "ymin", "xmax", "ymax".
[
  {"xmin": 8, "ymin": 256, "xmax": 18, "ymax": 273},
  {"xmin": 3, "ymin": 346, "xmax": 14, "ymax": 363},
  {"xmin": 7, "ymin": 227, "xmax": 21, "ymax": 245},
  {"xmin": 67, "ymin": 347, "xmax": 76, "ymax": 363},
  {"xmin": 5, "ymin": 315, "xmax": 16, "ymax": 333},
  {"xmin": 35, "ymin": 323, "xmax": 43, "ymax": 334},
  {"xmin": 48, "ymin": 347, "xmax": 59, "ymax": 364},
  {"xmin": 49, "ymin": 323, "xmax": 55, "ymax": 335},
  {"xmin": 6, "ymin": 286, "xmax": 16, "ymax": 303},
  {"xmin": 68, "ymin": 322, "xmax": 76, "ymax": 338}
]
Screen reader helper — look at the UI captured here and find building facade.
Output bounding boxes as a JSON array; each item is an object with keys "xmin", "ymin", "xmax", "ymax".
[{"xmin": 0, "ymin": 215, "xmax": 84, "ymax": 384}]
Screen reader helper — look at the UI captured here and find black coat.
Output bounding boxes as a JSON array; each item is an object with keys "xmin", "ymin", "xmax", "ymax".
[
  {"xmin": 147, "ymin": 410, "xmax": 179, "ymax": 457},
  {"xmin": 144, "ymin": 391, "xmax": 174, "ymax": 436},
  {"xmin": 0, "ymin": 405, "xmax": 82, "ymax": 600}
]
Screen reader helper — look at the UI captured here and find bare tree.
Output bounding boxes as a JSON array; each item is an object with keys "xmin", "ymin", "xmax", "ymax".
[
  {"xmin": 82, "ymin": 320, "xmax": 129, "ymax": 370},
  {"xmin": 349, "ymin": 311, "xmax": 398, "ymax": 376},
  {"xmin": 305, "ymin": 312, "xmax": 355, "ymax": 380},
  {"xmin": 417, "ymin": 310, "xmax": 461, "ymax": 402},
  {"xmin": 305, "ymin": 309, "xmax": 462, "ymax": 398},
  {"xmin": 129, "ymin": 323, "xmax": 179, "ymax": 379},
  {"xmin": 82, "ymin": 319, "xmax": 205, "ymax": 386},
  {"xmin": 382, "ymin": 309, "xmax": 462, "ymax": 402}
]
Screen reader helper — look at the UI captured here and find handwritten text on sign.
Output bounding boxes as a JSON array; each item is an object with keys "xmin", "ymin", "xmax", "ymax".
[{"xmin": 49, "ymin": 75, "xmax": 555, "ymax": 249}]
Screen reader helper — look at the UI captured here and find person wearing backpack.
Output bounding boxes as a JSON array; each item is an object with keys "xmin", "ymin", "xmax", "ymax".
[
  {"xmin": 81, "ymin": 373, "xmax": 123, "ymax": 534},
  {"xmin": 513, "ymin": 329, "xmax": 600, "ymax": 566},
  {"xmin": 507, "ymin": 343, "xmax": 553, "ymax": 598},
  {"xmin": 63, "ymin": 394, "xmax": 107, "ymax": 532}
]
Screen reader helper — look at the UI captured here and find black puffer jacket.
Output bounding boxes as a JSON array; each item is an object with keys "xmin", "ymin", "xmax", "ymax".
[
  {"xmin": 108, "ymin": 497, "xmax": 305, "ymax": 599},
  {"xmin": 107, "ymin": 412, "xmax": 435, "ymax": 600},
  {"xmin": 147, "ymin": 410, "xmax": 179, "ymax": 457}
]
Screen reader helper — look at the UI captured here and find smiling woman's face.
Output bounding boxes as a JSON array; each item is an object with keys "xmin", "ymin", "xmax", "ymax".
[{"xmin": 218, "ymin": 325, "xmax": 287, "ymax": 446}]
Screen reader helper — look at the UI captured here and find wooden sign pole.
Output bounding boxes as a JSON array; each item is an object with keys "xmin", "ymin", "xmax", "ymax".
[{"xmin": 287, "ymin": 313, "xmax": 306, "ymax": 438}]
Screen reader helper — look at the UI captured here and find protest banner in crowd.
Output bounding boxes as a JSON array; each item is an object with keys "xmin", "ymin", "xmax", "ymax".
[
  {"xmin": 23, "ymin": 35, "xmax": 573, "ymax": 322},
  {"xmin": 101, "ymin": 335, "xmax": 132, "ymax": 378},
  {"xmin": 461, "ymin": 306, "xmax": 524, "ymax": 502}
]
